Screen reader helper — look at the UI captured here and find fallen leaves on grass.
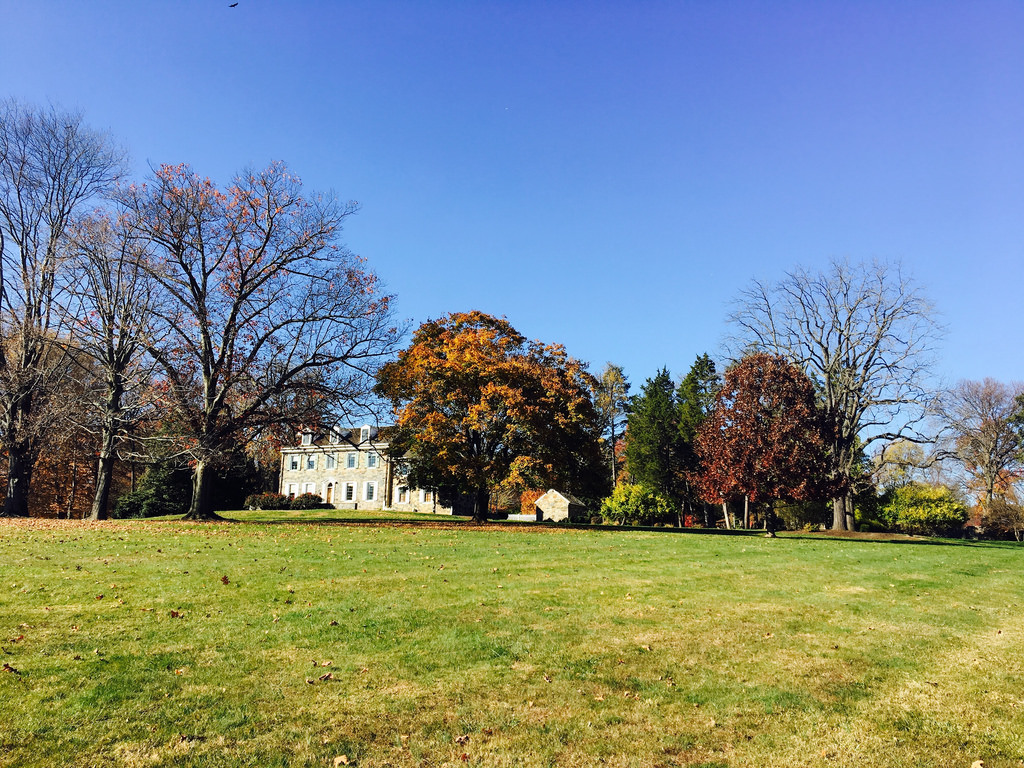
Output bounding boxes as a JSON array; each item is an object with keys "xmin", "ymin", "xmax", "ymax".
[
  {"xmin": 333, "ymin": 757, "xmax": 349, "ymax": 766},
  {"xmin": 2, "ymin": 662, "xmax": 20, "ymax": 675},
  {"xmin": 220, "ymin": 575, "xmax": 230, "ymax": 585}
]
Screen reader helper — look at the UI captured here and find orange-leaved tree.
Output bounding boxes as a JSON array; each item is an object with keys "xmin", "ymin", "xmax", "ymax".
[
  {"xmin": 695, "ymin": 352, "xmax": 831, "ymax": 535},
  {"xmin": 375, "ymin": 312, "xmax": 605, "ymax": 521}
]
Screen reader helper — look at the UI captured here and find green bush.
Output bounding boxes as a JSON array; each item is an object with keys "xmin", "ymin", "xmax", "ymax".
[
  {"xmin": 776, "ymin": 499, "xmax": 830, "ymax": 531},
  {"xmin": 112, "ymin": 462, "xmax": 193, "ymax": 518},
  {"xmin": 112, "ymin": 490, "xmax": 148, "ymax": 519},
  {"xmin": 290, "ymin": 492, "xmax": 329, "ymax": 510},
  {"xmin": 600, "ymin": 483, "xmax": 674, "ymax": 526},
  {"xmin": 879, "ymin": 484, "xmax": 968, "ymax": 536},
  {"xmin": 244, "ymin": 492, "xmax": 291, "ymax": 510}
]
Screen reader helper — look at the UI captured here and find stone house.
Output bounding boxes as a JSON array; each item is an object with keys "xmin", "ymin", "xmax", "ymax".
[
  {"xmin": 279, "ymin": 425, "xmax": 451, "ymax": 514},
  {"xmin": 535, "ymin": 489, "xmax": 586, "ymax": 522}
]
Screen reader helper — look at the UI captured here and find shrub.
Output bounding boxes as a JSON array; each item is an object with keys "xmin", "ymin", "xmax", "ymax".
[
  {"xmin": 290, "ymin": 492, "xmax": 330, "ymax": 510},
  {"xmin": 983, "ymin": 498, "xmax": 1024, "ymax": 541},
  {"xmin": 776, "ymin": 499, "xmax": 830, "ymax": 531},
  {"xmin": 879, "ymin": 484, "xmax": 968, "ymax": 536},
  {"xmin": 112, "ymin": 490, "xmax": 148, "ymax": 519},
  {"xmin": 520, "ymin": 488, "xmax": 545, "ymax": 516},
  {"xmin": 244, "ymin": 492, "xmax": 291, "ymax": 510},
  {"xmin": 600, "ymin": 483, "xmax": 674, "ymax": 526}
]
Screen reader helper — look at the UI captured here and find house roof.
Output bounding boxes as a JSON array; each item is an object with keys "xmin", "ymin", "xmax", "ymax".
[
  {"xmin": 291, "ymin": 424, "xmax": 392, "ymax": 449},
  {"xmin": 537, "ymin": 489, "xmax": 586, "ymax": 507}
]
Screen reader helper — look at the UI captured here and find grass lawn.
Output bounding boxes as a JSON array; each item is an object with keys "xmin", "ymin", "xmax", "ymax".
[
  {"xmin": 224, "ymin": 508, "xmax": 474, "ymax": 524},
  {"xmin": 2, "ymin": 519, "xmax": 1023, "ymax": 767}
]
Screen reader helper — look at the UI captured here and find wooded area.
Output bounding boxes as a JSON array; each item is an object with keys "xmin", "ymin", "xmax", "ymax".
[{"xmin": 1, "ymin": 100, "xmax": 1021, "ymax": 537}]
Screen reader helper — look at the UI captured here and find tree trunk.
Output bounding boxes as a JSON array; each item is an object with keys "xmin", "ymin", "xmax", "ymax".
[
  {"xmin": 743, "ymin": 495, "xmax": 750, "ymax": 528},
  {"xmin": 831, "ymin": 495, "xmax": 851, "ymax": 531},
  {"xmin": 609, "ymin": 420, "xmax": 617, "ymax": 488},
  {"xmin": 472, "ymin": 487, "xmax": 490, "ymax": 523},
  {"xmin": 89, "ymin": 430, "xmax": 117, "ymax": 521},
  {"xmin": 90, "ymin": 386, "xmax": 123, "ymax": 521},
  {"xmin": 183, "ymin": 459, "xmax": 221, "ymax": 520},
  {"xmin": 3, "ymin": 446, "xmax": 34, "ymax": 517},
  {"xmin": 66, "ymin": 458, "xmax": 78, "ymax": 519},
  {"xmin": 721, "ymin": 501, "xmax": 731, "ymax": 529},
  {"xmin": 765, "ymin": 502, "xmax": 777, "ymax": 537}
]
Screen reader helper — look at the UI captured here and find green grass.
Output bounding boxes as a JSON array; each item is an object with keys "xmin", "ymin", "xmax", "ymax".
[
  {"xmin": 2, "ymin": 518, "xmax": 1023, "ymax": 767},
  {"xmin": 224, "ymin": 508, "xmax": 473, "ymax": 524}
]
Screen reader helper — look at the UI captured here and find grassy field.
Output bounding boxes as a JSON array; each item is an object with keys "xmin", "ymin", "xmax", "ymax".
[
  {"xmin": 2, "ymin": 518, "xmax": 1023, "ymax": 767},
  {"xmin": 225, "ymin": 508, "xmax": 473, "ymax": 524}
]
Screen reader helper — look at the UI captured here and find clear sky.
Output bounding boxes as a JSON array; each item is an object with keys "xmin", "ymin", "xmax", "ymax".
[{"xmin": 3, "ymin": 1, "xmax": 1022, "ymax": 390}]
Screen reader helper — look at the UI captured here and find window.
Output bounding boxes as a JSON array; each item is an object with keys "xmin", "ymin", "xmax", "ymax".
[
  {"xmin": 346, "ymin": 453, "xmax": 357, "ymax": 469},
  {"xmin": 304, "ymin": 483, "xmax": 316, "ymax": 495},
  {"xmin": 344, "ymin": 482, "xmax": 355, "ymax": 502},
  {"xmin": 329, "ymin": 429, "xmax": 339, "ymax": 445},
  {"xmin": 367, "ymin": 453, "xmax": 378, "ymax": 468},
  {"xmin": 306, "ymin": 456, "xmax": 316, "ymax": 470},
  {"xmin": 287, "ymin": 484, "xmax": 297, "ymax": 498},
  {"xmin": 325, "ymin": 454, "xmax": 336, "ymax": 469},
  {"xmin": 398, "ymin": 487, "xmax": 408, "ymax": 504},
  {"xmin": 301, "ymin": 432, "xmax": 312, "ymax": 446},
  {"xmin": 289, "ymin": 456, "xmax": 299, "ymax": 471},
  {"xmin": 361, "ymin": 426, "xmax": 370, "ymax": 443},
  {"xmin": 364, "ymin": 482, "xmax": 377, "ymax": 502},
  {"xmin": 424, "ymin": 490, "xmax": 433, "ymax": 503}
]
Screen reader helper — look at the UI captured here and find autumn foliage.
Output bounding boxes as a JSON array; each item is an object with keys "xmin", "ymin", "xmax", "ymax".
[
  {"xmin": 375, "ymin": 312, "xmax": 605, "ymax": 521},
  {"xmin": 695, "ymin": 353, "xmax": 830, "ymax": 530}
]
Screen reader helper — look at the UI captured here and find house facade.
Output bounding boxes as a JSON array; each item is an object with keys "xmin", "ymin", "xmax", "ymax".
[{"xmin": 279, "ymin": 425, "xmax": 451, "ymax": 514}]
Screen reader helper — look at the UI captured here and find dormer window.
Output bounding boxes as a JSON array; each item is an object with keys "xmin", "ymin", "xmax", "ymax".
[
  {"xmin": 301, "ymin": 432, "xmax": 312, "ymax": 446},
  {"xmin": 360, "ymin": 426, "xmax": 370, "ymax": 443},
  {"xmin": 329, "ymin": 429, "xmax": 339, "ymax": 445}
]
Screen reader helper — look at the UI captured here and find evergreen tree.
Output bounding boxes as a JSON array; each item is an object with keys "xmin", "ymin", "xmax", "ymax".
[
  {"xmin": 625, "ymin": 369, "xmax": 683, "ymax": 504},
  {"xmin": 676, "ymin": 354, "xmax": 720, "ymax": 524}
]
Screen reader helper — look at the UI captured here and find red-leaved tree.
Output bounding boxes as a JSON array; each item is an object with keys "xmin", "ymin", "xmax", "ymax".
[{"xmin": 695, "ymin": 352, "xmax": 831, "ymax": 535}]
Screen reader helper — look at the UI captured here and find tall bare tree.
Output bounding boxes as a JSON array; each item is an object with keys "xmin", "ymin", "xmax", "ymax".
[
  {"xmin": 0, "ymin": 101, "xmax": 124, "ymax": 517},
  {"xmin": 121, "ymin": 162, "xmax": 400, "ymax": 519},
  {"xmin": 936, "ymin": 379, "xmax": 1024, "ymax": 512},
  {"xmin": 66, "ymin": 212, "xmax": 157, "ymax": 520},
  {"xmin": 729, "ymin": 259, "xmax": 941, "ymax": 530}
]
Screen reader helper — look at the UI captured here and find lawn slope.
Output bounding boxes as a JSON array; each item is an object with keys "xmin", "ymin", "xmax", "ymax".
[{"xmin": 2, "ymin": 519, "xmax": 1022, "ymax": 767}]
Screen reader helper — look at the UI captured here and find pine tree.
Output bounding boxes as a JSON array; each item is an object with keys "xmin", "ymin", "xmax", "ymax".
[
  {"xmin": 625, "ymin": 369, "xmax": 683, "ymax": 504},
  {"xmin": 676, "ymin": 354, "xmax": 720, "ymax": 524}
]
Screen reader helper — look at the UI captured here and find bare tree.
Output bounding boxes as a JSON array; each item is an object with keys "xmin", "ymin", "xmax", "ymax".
[
  {"xmin": 935, "ymin": 379, "xmax": 1024, "ymax": 512},
  {"xmin": 0, "ymin": 101, "xmax": 125, "ymax": 517},
  {"xmin": 728, "ymin": 259, "xmax": 942, "ymax": 530},
  {"xmin": 120, "ymin": 162, "xmax": 401, "ymax": 520},
  {"xmin": 66, "ymin": 212, "xmax": 157, "ymax": 520}
]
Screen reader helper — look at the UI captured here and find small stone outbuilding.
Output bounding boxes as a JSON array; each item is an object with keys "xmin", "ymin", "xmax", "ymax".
[{"xmin": 534, "ymin": 489, "xmax": 586, "ymax": 522}]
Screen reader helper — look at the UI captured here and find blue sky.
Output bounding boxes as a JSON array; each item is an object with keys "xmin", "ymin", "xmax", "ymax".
[{"xmin": 3, "ymin": 1, "xmax": 1022, "ymax": 391}]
